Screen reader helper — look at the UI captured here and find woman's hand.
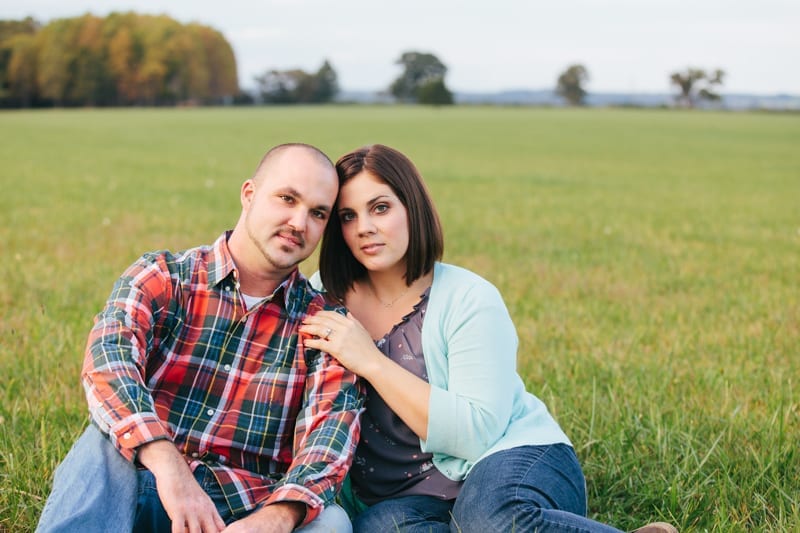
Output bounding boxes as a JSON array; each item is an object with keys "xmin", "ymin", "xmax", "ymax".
[
  {"xmin": 303, "ymin": 309, "xmax": 432, "ymax": 440},
  {"xmin": 301, "ymin": 310, "xmax": 382, "ymax": 378}
]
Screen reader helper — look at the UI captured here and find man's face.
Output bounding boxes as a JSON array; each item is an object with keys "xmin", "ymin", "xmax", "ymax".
[{"xmin": 242, "ymin": 149, "xmax": 337, "ymax": 277}]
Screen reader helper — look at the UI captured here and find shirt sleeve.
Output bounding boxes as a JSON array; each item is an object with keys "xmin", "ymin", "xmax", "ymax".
[
  {"xmin": 261, "ymin": 306, "xmax": 364, "ymax": 525},
  {"xmin": 422, "ymin": 280, "xmax": 519, "ymax": 462},
  {"xmin": 81, "ymin": 254, "xmax": 174, "ymax": 461}
]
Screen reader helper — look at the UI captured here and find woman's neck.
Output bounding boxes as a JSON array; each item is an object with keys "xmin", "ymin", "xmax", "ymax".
[{"xmin": 364, "ymin": 270, "xmax": 432, "ymax": 309}]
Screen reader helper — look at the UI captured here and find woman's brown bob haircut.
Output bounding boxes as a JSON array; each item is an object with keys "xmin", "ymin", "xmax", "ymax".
[{"xmin": 319, "ymin": 144, "xmax": 444, "ymax": 303}]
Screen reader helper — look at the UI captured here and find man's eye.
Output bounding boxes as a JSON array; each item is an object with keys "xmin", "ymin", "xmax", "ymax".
[
  {"xmin": 311, "ymin": 210, "xmax": 327, "ymax": 220},
  {"xmin": 280, "ymin": 195, "xmax": 294, "ymax": 203}
]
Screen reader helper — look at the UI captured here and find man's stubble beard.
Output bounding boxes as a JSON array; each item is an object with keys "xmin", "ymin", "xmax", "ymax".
[{"xmin": 246, "ymin": 219, "xmax": 307, "ymax": 273}]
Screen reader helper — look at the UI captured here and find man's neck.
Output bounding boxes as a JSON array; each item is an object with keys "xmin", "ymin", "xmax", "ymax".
[{"xmin": 227, "ymin": 230, "xmax": 291, "ymax": 297}]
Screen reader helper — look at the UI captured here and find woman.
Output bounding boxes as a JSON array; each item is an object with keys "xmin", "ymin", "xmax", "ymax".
[{"xmin": 301, "ymin": 144, "xmax": 675, "ymax": 533}]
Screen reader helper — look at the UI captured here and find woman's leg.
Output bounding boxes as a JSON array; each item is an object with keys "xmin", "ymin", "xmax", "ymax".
[
  {"xmin": 451, "ymin": 444, "xmax": 623, "ymax": 533},
  {"xmin": 353, "ymin": 495, "xmax": 453, "ymax": 533}
]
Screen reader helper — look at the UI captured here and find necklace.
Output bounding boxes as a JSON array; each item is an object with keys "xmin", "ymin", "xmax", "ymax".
[{"xmin": 371, "ymin": 283, "xmax": 411, "ymax": 308}]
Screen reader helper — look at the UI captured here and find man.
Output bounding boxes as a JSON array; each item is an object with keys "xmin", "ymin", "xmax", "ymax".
[{"xmin": 37, "ymin": 143, "xmax": 363, "ymax": 533}]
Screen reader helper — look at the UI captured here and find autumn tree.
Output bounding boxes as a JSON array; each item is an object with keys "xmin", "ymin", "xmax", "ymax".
[
  {"xmin": 670, "ymin": 67, "xmax": 725, "ymax": 108},
  {"xmin": 0, "ymin": 17, "xmax": 39, "ymax": 106},
  {"xmin": 0, "ymin": 13, "xmax": 239, "ymax": 107},
  {"xmin": 389, "ymin": 51, "xmax": 453, "ymax": 104},
  {"xmin": 556, "ymin": 64, "xmax": 589, "ymax": 106}
]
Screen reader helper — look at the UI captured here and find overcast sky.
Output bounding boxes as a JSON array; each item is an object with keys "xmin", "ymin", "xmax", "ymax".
[{"xmin": 4, "ymin": 0, "xmax": 798, "ymax": 95}]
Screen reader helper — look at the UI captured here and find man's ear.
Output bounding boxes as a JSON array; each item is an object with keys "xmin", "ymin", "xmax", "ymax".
[{"xmin": 240, "ymin": 178, "xmax": 255, "ymax": 209}]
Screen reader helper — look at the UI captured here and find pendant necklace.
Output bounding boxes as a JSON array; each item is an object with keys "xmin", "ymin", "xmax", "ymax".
[{"xmin": 373, "ymin": 283, "xmax": 411, "ymax": 308}]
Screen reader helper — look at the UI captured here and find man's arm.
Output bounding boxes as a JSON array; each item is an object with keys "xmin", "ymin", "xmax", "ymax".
[
  {"xmin": 137, "ymin": 440, "xmax": 225, "ymax": 533},
  {"xmin": 221, "ymin": 502, "xmax": 305, "ymax": 533},
  {"xmin": 82, "ymin": 255, "xmax": 223, "ymax": 531},
  {"xmin": 258, "ymin": 325, "xmax": 364, "ymax": 527},
  {"xmin": 82, "ymin": 256, "xmax": 174, "ymax": 459}
]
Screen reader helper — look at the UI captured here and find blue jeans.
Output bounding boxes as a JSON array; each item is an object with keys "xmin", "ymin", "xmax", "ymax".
[
  {"xmin": 353, "ymin": 444, "xmax": 623, "ymax": 533},
  {"xmin": 136, "ymin": 466, "xmax": 351, "ymax": 532},
  {"xmin": 37, "ymin": 425, "xmax": 352, "ymax": 533},
  {"xmin": 36, "ymin": 424, "xmax": 137, "ymax": 533}
]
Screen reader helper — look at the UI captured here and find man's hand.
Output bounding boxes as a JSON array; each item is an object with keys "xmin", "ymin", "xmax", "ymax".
[
  {"xmin": 222, "ymin": 502, "xmax": 306, "ymax": 533},
  {"xmin": 137, "ymin": 440, "xmax": 226, "ymax": 533}
]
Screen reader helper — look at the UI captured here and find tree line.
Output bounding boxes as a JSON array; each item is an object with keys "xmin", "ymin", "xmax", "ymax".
[
  {"xmin": 1, "ymin": 14, "xmax": 725, "ymax": 109},
  {"xmin": 0, "ymin": 14, "xmax": 238, "ymax": 107},
  {"xmin": 0, "ymin": 14, "xmax": 454, "ymax": 108}
]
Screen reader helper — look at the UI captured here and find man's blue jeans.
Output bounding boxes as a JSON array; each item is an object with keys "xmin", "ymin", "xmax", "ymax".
[
  {"xmin": 352, "ymin": 444, "xmax": 624, "ymax": 533},
  {"xmin": 37, "ymin": 425, "xmax": 352, "ymax": 532}
]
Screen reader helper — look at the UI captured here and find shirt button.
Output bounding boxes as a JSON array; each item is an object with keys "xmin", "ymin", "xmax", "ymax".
[
  {"xmin": 123, "ymin": 432, "xmax": 131, "ymax": 440},
  {"xmin": 223, "ymin": 364, "xmax": 231, "ymax": 372},
  {"xmin": 207, "ymin": 408, "xmax": 215, "ymax": 416},
  {"xmin": 191, "ymin": 452, "xmax": 199, "ymax": 458},
  {"xmin": 219, "ymin": 455, "xmax": 227, "ymax": 464},
  {"xmin": 225, "ymin": 286, "xmax": 231, "ymax": 292}
]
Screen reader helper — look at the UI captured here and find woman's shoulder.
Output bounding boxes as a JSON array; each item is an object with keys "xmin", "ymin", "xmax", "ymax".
[{"xmin": 433, "ymin": 262, "xmax": 501, "ymax": 296}]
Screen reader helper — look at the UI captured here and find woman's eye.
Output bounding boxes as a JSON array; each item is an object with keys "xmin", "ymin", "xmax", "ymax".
[
  {"xmin": 374, "ymin": 204, "xmax": 388, "ymax": 214},
  {"xmin": 340, "ymin": 212, "xmax": 355, "ymax": 223}
]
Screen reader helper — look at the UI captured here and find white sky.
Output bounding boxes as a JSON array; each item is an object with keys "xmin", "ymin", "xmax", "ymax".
[{"xmin": 4, "ymin": 0, "xmax": 799, "ymax": 95}]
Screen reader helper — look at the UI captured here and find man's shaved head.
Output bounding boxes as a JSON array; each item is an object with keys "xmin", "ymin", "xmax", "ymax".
[{"xmin": 252, "ymin": 143, "xmax": 334, "ymax": 183}]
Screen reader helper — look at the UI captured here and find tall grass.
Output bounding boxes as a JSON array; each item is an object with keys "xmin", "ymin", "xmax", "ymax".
[{"xmin": 1, "ymin": 106, "xmax": 798, "ymax": 531}]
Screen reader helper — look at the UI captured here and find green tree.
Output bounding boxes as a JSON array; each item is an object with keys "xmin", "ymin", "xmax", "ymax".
[
  {"xmin": 670, "ymin": 67, "xmax": 725, "ymax": 108},
  {"xmin": 416, "ymin": 78, "xmax": 453, "ymax": 105},
  {"xmin": 556, "ymin": 64, "xmax": 589, "ymax": 106},
  {"xmin": 256, "ymin": 69, "xmax": 304, "ymax": 104},
  {"xmin": 254, "ymin": 60, "xmax": 339, "ymax": 104},
  {"xmin": 389, "ymin": 51, "xmax": 452, "ymax": 103},
  {"xmin": 312, "ymin": 59, "xmax": 338, "ymax": 103}
]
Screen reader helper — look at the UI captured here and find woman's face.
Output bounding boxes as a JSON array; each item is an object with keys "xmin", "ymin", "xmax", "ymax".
[{"xmin": 337, "ymin": 170, "xmax": 410, "ymax": 275}]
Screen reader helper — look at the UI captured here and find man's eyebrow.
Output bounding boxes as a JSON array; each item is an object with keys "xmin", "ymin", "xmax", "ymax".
[{"xmin": 277, "ymin": 186, "xmax": 332, "ymax": 213}]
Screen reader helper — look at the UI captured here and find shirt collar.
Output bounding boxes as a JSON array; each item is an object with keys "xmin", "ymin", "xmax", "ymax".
[{"xmin": 207, "ymin": 231, "xmax": 237, "ymax": 288}]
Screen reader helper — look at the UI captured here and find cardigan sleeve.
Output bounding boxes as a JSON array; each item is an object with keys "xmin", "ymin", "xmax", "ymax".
[{"xmin": 422, "ymin": 276, "xmax": 520, "ymax": 462}]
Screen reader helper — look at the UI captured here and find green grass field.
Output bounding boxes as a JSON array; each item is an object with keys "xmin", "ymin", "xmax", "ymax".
[{"xmin": 1, "ymin": 106, "xmax": 798, "ymax": 531}]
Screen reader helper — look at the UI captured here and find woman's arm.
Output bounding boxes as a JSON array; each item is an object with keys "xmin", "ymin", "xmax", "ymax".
[
  {"xmin": 301, "ymin": 311, "xmax": 432, "ymax": 440},
  {"xmin": 422, "ymin": 279, "xmax": 519, "ymax": 461}
]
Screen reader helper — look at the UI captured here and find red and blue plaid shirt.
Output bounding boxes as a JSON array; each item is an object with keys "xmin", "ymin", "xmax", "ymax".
[{"xmin": 82, "ymin": 232, "xmax": 363, "ymax": 524}]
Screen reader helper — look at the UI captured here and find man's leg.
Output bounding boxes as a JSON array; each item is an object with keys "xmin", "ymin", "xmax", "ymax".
[{"xmin": 36, "ymin": 424, "xmax": 137, "ymax": 533}]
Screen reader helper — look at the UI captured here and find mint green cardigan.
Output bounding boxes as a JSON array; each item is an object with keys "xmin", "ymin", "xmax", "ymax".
[{"xmin": 312, "ymin": 262, "xmax": 571, "ymax": 482}]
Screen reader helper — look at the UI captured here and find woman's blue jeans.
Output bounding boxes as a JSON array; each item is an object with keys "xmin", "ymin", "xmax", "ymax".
[{"xmin": 353, "ymin": 444, "xmax": 624, "ymax": 533}]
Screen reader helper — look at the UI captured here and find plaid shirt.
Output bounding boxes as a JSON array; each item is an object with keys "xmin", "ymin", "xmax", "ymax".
[{"xmin": 82, "ymin": 232, "xmax": 363, "ymax": 524}]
